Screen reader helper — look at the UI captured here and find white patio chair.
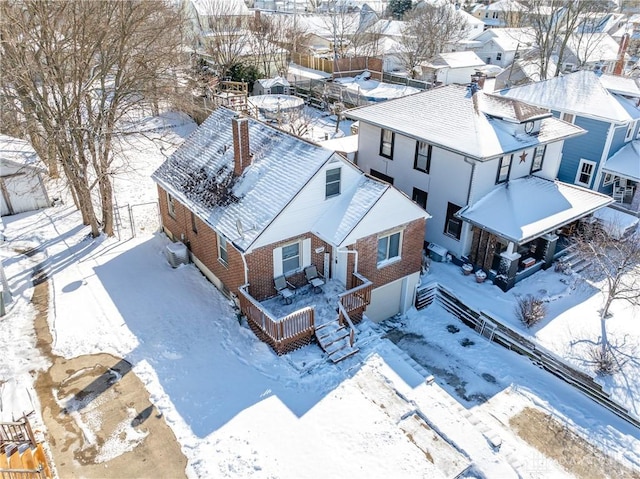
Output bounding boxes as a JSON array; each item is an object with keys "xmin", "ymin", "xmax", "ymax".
[
  {"xmin": 274, "ymin": 275, "xmax": 295, "ymax": 304},
  {"xmin": 304, "ymin": 265, "xmax": 325, "ymax": 294}
]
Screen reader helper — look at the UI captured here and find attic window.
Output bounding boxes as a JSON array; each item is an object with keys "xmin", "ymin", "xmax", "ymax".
[
  {"xmin": 325, "ymin": 168, "xmax": 341, "ymax": 199},
  {"xmin": 561, "ymin": 112, "xmax": 575, "ymax": 124}
]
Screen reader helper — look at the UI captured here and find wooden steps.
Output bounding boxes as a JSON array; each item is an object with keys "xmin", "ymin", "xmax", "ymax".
[{"xmin": 315, "ymin": 319, "xmax": 359, "ymax": 363}]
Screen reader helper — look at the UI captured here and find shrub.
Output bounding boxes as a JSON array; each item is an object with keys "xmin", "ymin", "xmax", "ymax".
[
  {"xmin": 515, "ymin": 294, "xmax": 546, "ymax": 327},
  {"xmin": 588, "ymin": 345, "xmax": 619, "ymax": 375}
]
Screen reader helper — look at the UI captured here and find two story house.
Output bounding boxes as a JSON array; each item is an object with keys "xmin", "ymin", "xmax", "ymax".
[
  {"xmin": 499, "ymin": 70, "xmax": 640, "ymax": 212},
  {"xmin": 346, "ymin": 84, "xmax": 613, "ymax": 291},
  {"xmin": 152, "ymin": 108, "xmax": 428, "ymax": 357}
]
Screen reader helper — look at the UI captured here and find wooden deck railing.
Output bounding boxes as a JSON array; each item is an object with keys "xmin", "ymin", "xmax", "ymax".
[
  {"xmin": 339, "ymin": 272, "xmax": 373, "ymax": 322},
  {"xmin": 0, "ymin": 417, "xmax": 36, "ymax": 448},
  {"xmin": 237, "ymin": 285, "xmax": 315, "ymax": 355}
]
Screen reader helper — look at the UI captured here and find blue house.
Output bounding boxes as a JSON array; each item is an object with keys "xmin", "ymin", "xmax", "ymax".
[{"xmin": 499, "ymin": 71, "xmax": 640, "ymax": 213}]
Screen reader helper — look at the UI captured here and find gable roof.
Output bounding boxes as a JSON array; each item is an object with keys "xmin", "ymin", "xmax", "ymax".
[
  {"xmin": 473, "ymin": 27, "xmax": 537, "ymax": 52},
  {"xmin": 0, "ymin": 135, "xmax": 44, "ymax": 172},
  {"xmin": 345, "ymin": 84, "xmax": 584, "ymax": 160},
  {"xmin": 498, "ymin": 70, "xmax": 634, "ymax": 123},
  {"xmin": 563, "ymin": 33, "xmax": 620, "ymax": 63},
  {"xmin": 425, "ymin": 51, "xmax": 486, "ymax": 69},
  {"xmin": 602, "ymin": 140, "xmax": 640, "ymax": 182},
  {"xmin": 457, "ymin": 176, "xmax": 613, "ymax": 244},
  {"xmin": 152, "ymin": 108, "xmax": 338, "ymax": 252},
  {"xmin": 599, "ymin": 73, "xmax": 640, "ymax": 98}
]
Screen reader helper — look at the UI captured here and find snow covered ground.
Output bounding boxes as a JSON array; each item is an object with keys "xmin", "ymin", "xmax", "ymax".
[{"xmin": 1, "ymin": 110, "xmax": 640, "ymax": 478}]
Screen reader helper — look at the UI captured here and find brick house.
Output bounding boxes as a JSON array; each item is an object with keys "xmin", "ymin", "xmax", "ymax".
[{"xmin": 152, "ymin": 107, "xmax": 429, "ymax": 356}]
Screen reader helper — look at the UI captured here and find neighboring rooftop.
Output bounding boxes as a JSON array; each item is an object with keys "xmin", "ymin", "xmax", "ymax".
[
  {"xmin": 599, "ymin": 73, "xmax": 640, "ymax": 98},
  {"xmin": 345, "ymin": 84, "xmax": 584, "ymax": 160},
  {"xmin": 457, "ymin": 176, "xmax": 614, "ymax": 244},
  {"xmin": 602, "ymin": 140, "xmax": 640, "ymax": 182},
  {"xmin": 425, "ymin": 51, "xmax": 486, "ymax": 69},
  {"xmin": 498, "ymin": 70, "xmax": 636, "ymax": 123},
  {"xmin": 0, "ymin": 134, "xmax": 42, "ymax": 169}
]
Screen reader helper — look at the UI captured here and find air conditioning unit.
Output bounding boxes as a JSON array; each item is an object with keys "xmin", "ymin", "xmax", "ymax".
[
  {"xmin": 166, "ymin": 241, "xmax": 189, "ymax": 268},
  {"xmin": 427, "ymin": 243, "xmax": 448, "ymax": 262}
]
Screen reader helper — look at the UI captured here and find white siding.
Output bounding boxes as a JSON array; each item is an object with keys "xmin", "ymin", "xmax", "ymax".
[
  {"xmin": 355, "ymin": 122, "xmax": 472, "ymax": 258},
  {"xmin": 367, "ymin": 279, "xmax": 402, "ymax": 322},
  {"xmin": 251, "ymin": 157, "xmax": 362, "ymax": 250},
  {"xmin": 0, "ymin": 162, "xmax": 49, "ymax": 216}
]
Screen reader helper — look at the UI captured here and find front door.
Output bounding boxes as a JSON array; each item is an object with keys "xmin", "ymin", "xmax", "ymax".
[{"xmin": 332, "ymin": 246, "xmax": 347, "ymax": 287}]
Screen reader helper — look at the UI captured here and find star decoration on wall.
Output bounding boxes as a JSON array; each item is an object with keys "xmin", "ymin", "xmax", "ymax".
[{"xmin": 519, "ymin": 151, "xmax": 528, "ymax": 163}]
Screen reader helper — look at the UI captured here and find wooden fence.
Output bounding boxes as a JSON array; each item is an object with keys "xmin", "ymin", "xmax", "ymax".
[
  {"xmin": 416, "ymin": 282, "xmax": 640, "ymax": 430},
  {"xmin": 291, "ymin": 54, "xmax": 383, "ymax": 79},
  {"xmin": 238, "ymin": 285, "xmax": 315, "ymax": 355}
]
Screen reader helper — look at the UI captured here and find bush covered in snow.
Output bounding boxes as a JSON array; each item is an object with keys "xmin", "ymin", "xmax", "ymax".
[{"xmin": 515, "ymin": 295, "xmax": 546, "ymax": 327}]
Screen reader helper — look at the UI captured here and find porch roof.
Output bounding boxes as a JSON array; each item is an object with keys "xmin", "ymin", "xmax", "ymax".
[
  {"xmin": 602, "ymin": 140, "xmax": 640, "ymax": 182},
  {"xmin": 457, "ymin": 176, "xmax": 614, "ymax": 244}
]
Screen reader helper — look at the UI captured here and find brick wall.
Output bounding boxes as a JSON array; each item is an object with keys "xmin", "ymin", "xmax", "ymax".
[
  {"xmin": 353, "ymin": 218, "xmax": 426, "ymax": 289},
  {"xmin": 246, "ymin": 233, "xmax": 331, "ymax": 301},
  {"xmin": 157, "ymin": 185, "xmax": 245, "ymax": 296}
]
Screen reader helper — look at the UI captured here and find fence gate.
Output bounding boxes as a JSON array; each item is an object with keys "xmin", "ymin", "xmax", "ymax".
[{"xmin": 114, "ymin": 201, "xmax": 160, "ymax": 240}]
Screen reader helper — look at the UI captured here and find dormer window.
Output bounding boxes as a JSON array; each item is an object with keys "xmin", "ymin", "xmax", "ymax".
[{"xmin": 325, "ymin": 168, "xmax": 341, "ymax": 198}]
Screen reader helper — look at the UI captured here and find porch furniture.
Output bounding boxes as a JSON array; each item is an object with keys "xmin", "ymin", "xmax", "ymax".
[
  {"xmin": 521, "ymin": 257, "xmax": 536, "ymax": 269},
  {"xmin": 613, "ymin": 186, "xmax": 626, "ymax": 203},
  {"xmin": 274, "ymin": 275, "xmax": 295, "ymax": 304},
  {"xmin": 304, "ymin": 265, "xmax": 325, "ymax": 293}
]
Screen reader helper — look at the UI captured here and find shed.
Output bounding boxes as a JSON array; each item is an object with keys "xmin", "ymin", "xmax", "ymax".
[
  {"xmin": 253, "ymin": 76, "xmax": 291, "ymax": 96},
  {"xmin": 0, "ymin": 135, "xmax": 50, "ymax": 216}
]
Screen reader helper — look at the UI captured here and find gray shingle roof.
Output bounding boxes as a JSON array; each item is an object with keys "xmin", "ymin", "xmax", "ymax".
[
  {"xmin": 345, "ymin": 84, "xmax": 584, "ymax": 160},
  {"xmin": 152, "ymin": 108, "xmax": 336, "ymax": 251}
]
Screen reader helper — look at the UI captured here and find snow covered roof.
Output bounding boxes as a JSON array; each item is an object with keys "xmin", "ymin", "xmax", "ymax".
[
  {"xmin": 600, "ymin": 74, "xmax": 640, "ymax": 98},
  {"xmin": 425, "ymin": 51, "xmax": 486, "ymax": 69},
  {"xmin": 152, "ymin": 108, "xmax": 338, "ymax": 252},
  {"xmin": 457, "ymin": 176, "xmax": 614, "ymax": 244},
  {"xmin": 319, "ymin": 134, "xmax": 359, "ymax": 154},
  {"xmin": 256, "ymin": 77, "xmax": 290, "ymax": 89},
  {"xmin": 345, "ymin": 84, "xmax": 584, "ymax": 160},
  {"xmin": 564, "ymin": 33, "xmax": 620, "ymax": 63},
  {"xmin": 592, "ymin": 206, "xmax": 639, "ymax": 240},
  {"xmin": 0, "ymin": 134, "xmax": 44, "ymax": 171},
  {"xmin": 313, "ymin": 176, "xmax": 388, "ymax": 246},
  {"xmin": 189, "ymin": 0, "xmax": 249, "ymax": 16},
  {"xmin": 498, "ymin": 70, "xmax": 635, "ymax": 123},
  {"xmin": 472, "ymin": 0, "xmax": 526, "ymax": 13},
  {"xmin": 602, "ymin": 140, "xmax": 640, "ymax": 182},
  {"xmin": 473, "ymin": 28, "xmax": 537, "ymax": 52}
]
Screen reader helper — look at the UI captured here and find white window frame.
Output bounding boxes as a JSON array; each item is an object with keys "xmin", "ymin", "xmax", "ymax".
[
  {"xmin": 530, "ymin": 145, "xmax": 546, "ymax": 173},
  {"xmin": 380, "ymin": 128, "xmax": 394, "ymax": 159},
  {"xmin": 325, "ymin": 167, "xmax": 341, "ymax": 199},
  {"xmin": 625, "ymin": 122, "xmax": 634, "ymax": 142},
  {"xmin": 273, "ymin": 239, "xmax": 311, "ymax": 277},
  {"xmin": 167, "ymin": 192, "xmax": 176, "ymax": 218},
  {"xmin": 496, "ymin": 52, "xmax": 502, "ymax": 61},
  {"xmin": 217, "ymin": 233, "xmax": 228, "ymax": 266},
  {"xmin": 377, "ymin": 230, "xmax": 402, "ymax": 266},
  {"xmin": 575, "ymin": 159, "xmax": 596, "ymax": 187},
  {"xmin": 496, "ymin": 155, "xmax": 512, "ymax": 184},
  {"xmin": 603, "ymin": 173, "xmax": 615, "ymax": 186},
  {"xmin": 561, "ymin": 112, "xmax": 575, "ymax": 124},
  {"xmin": 281, "ymin": 242, "xmax": 300, "ymax": 275}
]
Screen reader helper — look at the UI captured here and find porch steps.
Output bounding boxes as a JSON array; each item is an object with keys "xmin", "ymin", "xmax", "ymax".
[
  {"xmin": 561, "ymin": 250, "xmax": 591, "ymax": 274},
  {"xmin": 315, "ymin": 320, "xmax": 359, "ymax": 363},
  {"xmin": 415, "ymin": 286, "xmax": 435, "ymax": 310}
]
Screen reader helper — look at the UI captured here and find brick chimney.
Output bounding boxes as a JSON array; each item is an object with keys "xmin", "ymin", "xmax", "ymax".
[{"xmin": 232, "ymin": 116, "xmax": 251, "ymax": 176}]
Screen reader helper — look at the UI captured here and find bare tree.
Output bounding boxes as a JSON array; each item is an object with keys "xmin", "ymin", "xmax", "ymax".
[
  {"xmin": 1, "ymin": 0, "xmax": 186, "ymax": 237},
  {"xmin": 519, "ymin": 0, "xmax": 613, "ymax": 80},
  {"xmin": 572, "ymin": 222, "xmax": 640, "ymax": 374},
  {"xmin": 397, "ymin": 4, "xmax": 470, "ymax": 78},
  {"xmin": 250, "ymin": 12, "xmax": 307, "ymax": 77},
  {"xmin": 196, "ymin": 0, "xmax": 253, "ymax": 78},
  {"xmin": 319, "ymin": 11, "xmax": 360, "ymax": 60}
]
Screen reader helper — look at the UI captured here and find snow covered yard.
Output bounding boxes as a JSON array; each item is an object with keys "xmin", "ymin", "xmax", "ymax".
[{"xmin": 1, "ymin": 111, "xmax": 640, "ymax": 478}]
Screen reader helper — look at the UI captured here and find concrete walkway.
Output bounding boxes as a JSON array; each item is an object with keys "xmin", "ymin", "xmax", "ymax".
[{"xmin": 30, "ymin": 261, "xmax": 188, "ymax": 479}]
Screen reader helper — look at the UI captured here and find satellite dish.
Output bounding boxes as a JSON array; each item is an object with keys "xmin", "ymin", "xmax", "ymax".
[{"xmin": 236, "ymin": 218, "xmax": 244, "ymax": 238}]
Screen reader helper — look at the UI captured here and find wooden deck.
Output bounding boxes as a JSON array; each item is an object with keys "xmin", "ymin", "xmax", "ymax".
[{"xmin": 238, "ymin": 273, "xmax": 373, "ymax": 360}]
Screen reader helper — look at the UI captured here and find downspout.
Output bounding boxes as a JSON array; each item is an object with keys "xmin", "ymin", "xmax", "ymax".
[
  {"xmin": 338, "ymin": 247, "xmax": 358, "ymax": 274},
  {"xmin": 240, "ymin": 252, "xmax": 249, "ymax": 287},
  {"xmin": 461, "ymin": 156, "xmax": 478, "ymax": 259}
]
